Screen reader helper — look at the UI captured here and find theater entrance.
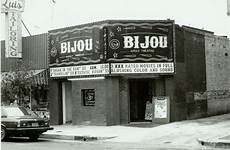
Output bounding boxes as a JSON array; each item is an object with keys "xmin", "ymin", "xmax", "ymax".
[{"xmin": 129, "ymin": 79, "xmax": 154, "ymax": 122}]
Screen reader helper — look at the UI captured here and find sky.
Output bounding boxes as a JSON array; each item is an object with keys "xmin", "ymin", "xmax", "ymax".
[{"xmin": 1, "ymin": 0, "xmax": 230, "ymax": 39}]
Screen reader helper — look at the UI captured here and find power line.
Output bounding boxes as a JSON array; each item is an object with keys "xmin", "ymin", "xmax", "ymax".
[{"xmin": 21, "ymin": 19, "xmax": 32, "ymax": 36}]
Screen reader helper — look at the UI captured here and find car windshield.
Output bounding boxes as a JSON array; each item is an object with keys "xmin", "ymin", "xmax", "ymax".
[{"xmin": 2, "ymin": 107, "xmax": 38, "ymax": 117}]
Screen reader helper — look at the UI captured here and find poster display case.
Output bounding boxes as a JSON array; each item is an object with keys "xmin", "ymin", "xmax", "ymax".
[{"xmin": 152, "ymin": 96, "xmax": 170, "ymax": 123}]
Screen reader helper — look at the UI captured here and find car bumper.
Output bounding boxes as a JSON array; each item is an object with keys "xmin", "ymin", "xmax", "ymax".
[
  {"xmin": 6, "ymin": 127, "xmax": 53, "ymax": 137},
  {"xmin": 7, "ymin": 127, "xmax": 53, "ymax": 131}
]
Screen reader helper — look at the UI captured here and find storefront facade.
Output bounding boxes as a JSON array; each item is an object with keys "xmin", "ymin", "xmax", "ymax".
[
  {"xmin": 48, "ymin": 20, "xmax": 230, "ymax": 126},
  {"xmin": 2, "ymin": 20, "xmax": 229, "ymax": 126},
  {"xmin": 48, "ymin": 20, "xmax": 175, "ymax": 125}
]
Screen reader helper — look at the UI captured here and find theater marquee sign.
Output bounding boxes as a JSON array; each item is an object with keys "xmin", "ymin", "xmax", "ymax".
[
  {"xmin": 107, "ymin": 21, "xmax": 174, "ymax": 74},
  {"xmin": 49, "ymin": 25, "xmax": 109, "ymax": 78},
  {"xmin": 49, "ymin": 21, "xmax": 175, "ymax": 78}
]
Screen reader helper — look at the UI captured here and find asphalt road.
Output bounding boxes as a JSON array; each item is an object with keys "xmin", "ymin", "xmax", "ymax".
[{"xmin": 1, "ymin": 137, "xmax": 221, "ymax": 150}]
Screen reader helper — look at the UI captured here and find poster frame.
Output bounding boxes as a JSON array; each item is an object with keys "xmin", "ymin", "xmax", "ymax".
[{"xmin": 152, "ymin": 96, "xmax": 170, "ymax": 123}]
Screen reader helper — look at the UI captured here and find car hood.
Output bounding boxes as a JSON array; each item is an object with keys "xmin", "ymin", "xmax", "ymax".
[
  {"xmin": 2, "ymin": 116, "xmax": 47, "ymax": 122},
  {"xmin": 15, "ymin": 115, "xmax": 44, "ymax": 120}
]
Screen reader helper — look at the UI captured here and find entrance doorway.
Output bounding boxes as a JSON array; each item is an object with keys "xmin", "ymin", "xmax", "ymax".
[{"xmin": 129, "ymin": 79, "xmax": 154, "ymax": 122}]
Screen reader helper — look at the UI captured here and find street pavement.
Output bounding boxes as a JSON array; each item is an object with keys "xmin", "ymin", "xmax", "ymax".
[
  {"xmin": 1, "ymin": 137, "xmax": 224, "ymax": 150},
  {"xmin": 40, "ymin": 113, "xmax": 230, "ymax": 149}
]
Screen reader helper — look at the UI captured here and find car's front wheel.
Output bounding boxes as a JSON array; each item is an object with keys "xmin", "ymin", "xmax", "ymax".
[
  {"xmin": 29, "ymin": 134, "xmax": 40, "ymax": 141},
  {"xmin": 1, "ymin": 126, "xmax": 6, "ymax": 141}
]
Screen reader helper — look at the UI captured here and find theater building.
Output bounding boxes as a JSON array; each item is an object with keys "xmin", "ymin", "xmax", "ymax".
[
  {"xmin": 1, "ymin": 20, "xmax": 230, "ymax": 126},
  {"xmin": 48, "ymin": 20, "xmax": 230, "ymax": 125}
]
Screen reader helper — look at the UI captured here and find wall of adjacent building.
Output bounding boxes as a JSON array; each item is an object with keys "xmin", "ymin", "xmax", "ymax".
[
  {"xmin": 170, "ymin": 25, "xmax": 187, "ymax": 121},
  {"xmin": 205, "ymin": 34, "xmax": 230, "ymax": 115},
  {"xmin": 172, "ymin": 25, "xmax": 208, "ymax": 121},
  {"xmin": 1, "ymin": 33, "xmax": 48, "ymax": 72},
  {"xmin": 183, "ymin": 26, "xmax": 208, "ymax": 119}
]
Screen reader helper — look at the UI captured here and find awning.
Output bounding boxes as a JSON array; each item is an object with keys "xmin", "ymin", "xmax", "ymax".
[{"xmin": 32, "ymin": 69, "xmax": 49, "ymax": 85}]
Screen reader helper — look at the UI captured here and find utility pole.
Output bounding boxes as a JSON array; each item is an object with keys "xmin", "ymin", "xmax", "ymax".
[{"xmin": 228, "ymin": 0, "xmax": 230, "ymax": 16}]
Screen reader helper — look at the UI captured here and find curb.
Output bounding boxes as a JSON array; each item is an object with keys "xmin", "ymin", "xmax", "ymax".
[
  {"xmin": 197, "ymin": 138, "xmax": 230, "ymax": 149},
  {"xmin": 40, "ymin": 134, "xmax": 116, "ymax": 141}
]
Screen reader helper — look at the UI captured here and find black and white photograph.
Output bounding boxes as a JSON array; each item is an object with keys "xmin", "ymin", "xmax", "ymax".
[{"xmin": 1, "ymin": 0, "xmax": 230, "ymax": 149}]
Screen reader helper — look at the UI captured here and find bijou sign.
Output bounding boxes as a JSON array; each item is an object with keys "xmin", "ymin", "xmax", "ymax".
[
  {"xmin": 49, "ymin": 26, "xmax": 109, "ymax": 78},
  {"xmin": 49, "ymin": 21, "xmax": 175, "ymax": 78},
  {"xmin": 107, "ymin": 22, "xmax": 175, "ymax": 74},
  {"xmin": 123, "ymin": 35, "xmax": 168, "ymax": 49},
  {"xmin": 60, "ymin": 38, "xmax": 93, "ymax": 53}
]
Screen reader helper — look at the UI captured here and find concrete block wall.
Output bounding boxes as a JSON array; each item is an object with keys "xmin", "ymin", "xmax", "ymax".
[
  {"xmin": 48, "ymin": 80, "xmax": 63, "ymax": 125},
  {"xmin": 71, "ymin": 77, "xmax": 120, "ymax": 126},
  {"xmin": 71, "ymin": 79, "xmax": 107, "ymax": 125},
  {"xmin": 169, "ymin": 25, "xmax": 187, "ymax": 121},
  {"xmin": 172, "ymin": 63, "xmax": 188, "ymax": 121},
  {"xmin": 105, "ymin": 77, "xmax": 120, "ymax": 125},
  {"xmin": 183, "ymin": 27, "xmax": 207, "ymax": 92},
  {"xmin": 172, "ymin": 25, "xmax": 207, "ymax": 121},
  {"xmin": 119, "ymin": 77, "xmax": 129, "ymax": 124},
  {"xmin": 205, "ymin": 34, "xmax": 230, "ymax": 115},
  {"xmin": 180, "ymin": 26, "xmax": 207, "ymax": 119},
  {"xmin": 205, "ymin": 34, "xmax": 230, "ymax": 91}
]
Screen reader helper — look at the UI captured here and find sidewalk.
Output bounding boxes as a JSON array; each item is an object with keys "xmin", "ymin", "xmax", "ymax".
[
  {"xmin": 198, "ymin": 134, "xmax": 230, "ymax": 149},
  {"xmin": 41, "ymin": 113, "xmax": 230, "ymax": 149}
]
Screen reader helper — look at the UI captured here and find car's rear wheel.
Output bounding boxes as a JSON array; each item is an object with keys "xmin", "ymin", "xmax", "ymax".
[
  {"xmin": 29, "ymin": 134, "xmax": 40, "ymax": 141},
  {"xmin": 1, "ymin": 126, "xmax": 6, "ymax": 141}
]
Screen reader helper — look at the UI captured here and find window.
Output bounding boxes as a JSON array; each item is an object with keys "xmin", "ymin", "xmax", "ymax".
[{"xmin": 82, "ymin": 89, "xmax": 95, "ymax": 106}]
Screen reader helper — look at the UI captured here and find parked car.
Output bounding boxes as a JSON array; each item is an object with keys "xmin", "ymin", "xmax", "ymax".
[{"xmin": 1, "ymin": 105, "xmax": 53, "ymax": 141}]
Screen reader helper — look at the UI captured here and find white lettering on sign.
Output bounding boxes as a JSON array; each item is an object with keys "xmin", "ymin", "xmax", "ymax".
[
  {"xmin": 123, "ymin": 36, "xmax": 167, "ymax": 49},
  {"xmin": 6, "ymin": 12, "xmax": 22, "ymax": 58},
  {"xmin": 111, "ymin": 63, "xmax": 174, "ymax": 74},
  {"xmin": 50, "ymin": 64, "xmax": 110, "ymax": 77},
  {"xmin": 1, "ymin": 0, "xmax": 25, "ymax": 12},
  {"xmin": 61, "ymin": 38, "xmax": 93, "ymax": 54}
]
